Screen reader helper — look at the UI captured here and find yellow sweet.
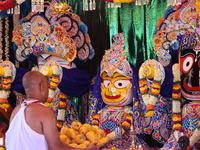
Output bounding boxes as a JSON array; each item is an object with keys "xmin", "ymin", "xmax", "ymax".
[
  {"xmin": 71, "ymin": 138, "xmax": 76, "ymax": 143},
  {"xmin": 75, "ymin": 134, "xmax": 86, "ymax": 144},
  {"xmin": 69, "ymin": 143, "xmax": 78, "ymax": 148},
  {"xmin": 60, "ymin": 135, "xmax": 71, "ymax": 145},
  {"xmin": 77, "ymin": 143, "xmax": 87, "ymax": 148},
  {"xmin": 86, "ymin": 131, "xmax": 98, "ymax": 143},
  {"xmin": 96, "ymin": 129, "xmax": 105, "ymax": 140},
  {"xmin": 97, "ymin": 137, "xmax": 110, "ymax": 145},
  {"xmin": 82, "ymin": 140, "xmax": 91, "ymax": 146},
  {"xmin": 83, "ymin": 124, "xmax": 96, "ymax": 132},
  {"xmin": 60, "ymin": 126, "xmax": 68, "ymax": 135},
  {"xmin": 71, "ymin": 121, "xmax": 83, "ymax": 131},
  {"xmin": 74, "ymin": 130, "xmax": 80, "ymax": 135},
  {"xmin": 79, "ymin": 126, "xmax": 88, "ymax": 135},
  {"xmin": 66, "ymin": 128, "xmax": 77, "ymax": 139}
]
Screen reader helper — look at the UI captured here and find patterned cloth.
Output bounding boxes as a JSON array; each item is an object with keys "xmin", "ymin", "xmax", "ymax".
[
  {"xmin": 98, "ymin": 105, "xmax": 133, "ymax": 149},
  {"xmin": 141, "ymin": 95, "xmax": 172, "ymax": 144}
]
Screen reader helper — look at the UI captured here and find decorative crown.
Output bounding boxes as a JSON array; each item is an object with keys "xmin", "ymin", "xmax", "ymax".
[
  {"xmin": 100, "ymin": 32, "xmax": 133, "ymax": 78},
  {"xmin": 52, "ymin": 3, "xmax": 73, "ymax": 15}
]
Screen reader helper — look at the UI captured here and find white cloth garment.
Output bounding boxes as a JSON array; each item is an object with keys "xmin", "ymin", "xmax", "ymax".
[{"xmin": 5, "ymin": 100, "xmax": 49, "ymax": 150}]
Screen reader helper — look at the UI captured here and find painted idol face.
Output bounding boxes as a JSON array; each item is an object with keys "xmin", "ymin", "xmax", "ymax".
[
  {"xmin": 101, "ymin": 72, "xmax": 133, "ymax": 106},
  {"xmin": 180, "ymin": 46, "xmax": 200, "ymax": 101}
]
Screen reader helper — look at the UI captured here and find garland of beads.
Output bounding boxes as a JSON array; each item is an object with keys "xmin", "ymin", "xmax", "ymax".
[
  {"xmin": 45, "ymin": 65, "xmax": 59, "ymax": 108},
  {"xmin": 91, "ymin": 114, "xmax": 100, "ymax": 126},
  {"xmin": 4, "ymin": 17, "xmax": 9, "ymax": 61},
  {"xmin": 139, "ymin": 67, "xmax": 161, "ymax": 117},
  {"xmin": 57, "ymin": 92, "xmax": 67, "ymax": 132},
  {"xmin": 172, "ymin": 64, "xmax": 182, "ymax": 141},
  {"xmin": 0, "ymin": 17, "xmax": 2, "ymax": 61},
  {"xmin": 184, "ymin": 106, "xmax": 200, "ymax": 149},
  {"xmin": 0, "ymin": 67, "xmax": 11, "ymax": 111},
  {"xmin": 121, "ymin": 112, "xmax": 133, "ymax": 132}
]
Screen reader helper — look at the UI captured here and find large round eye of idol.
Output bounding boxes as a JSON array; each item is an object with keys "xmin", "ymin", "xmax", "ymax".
[
  {"xmin": 101, "ymin": 71, "xmax": 133, "ymax": 106},
  {"xmin": 180, "ymin": 54, "xmax": 194, "ymax": 73}
]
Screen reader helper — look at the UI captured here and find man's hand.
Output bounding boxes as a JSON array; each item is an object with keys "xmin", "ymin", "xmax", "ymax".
[{"xmin": 87, "ymin": 142, "xmax": 98, "ymax": 150}]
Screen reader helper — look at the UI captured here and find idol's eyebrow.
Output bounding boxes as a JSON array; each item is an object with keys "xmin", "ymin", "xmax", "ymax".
[
  {"xmin": 114, "ymin": 75, "xmax": 125, "ymax": 79},
  {"xmin": 103, "ymin": 75, "xmax": 110, "ymax": 78}
]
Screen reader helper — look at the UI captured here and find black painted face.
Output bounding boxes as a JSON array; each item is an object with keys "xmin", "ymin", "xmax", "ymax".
[{"xmin": 180, "ymin": 47, "xmax": 200, "ymax": 101}]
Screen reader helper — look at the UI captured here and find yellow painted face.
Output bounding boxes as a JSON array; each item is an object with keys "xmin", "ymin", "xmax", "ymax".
[{"xmin": 101, "ymin": 71, "xmax": 133, "ymax": 106}]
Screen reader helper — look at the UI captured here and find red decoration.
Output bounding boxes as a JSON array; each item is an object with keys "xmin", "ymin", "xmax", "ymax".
[{"xmin": 0, "ymin": 0, "xmax": 15, "ymax": 12}]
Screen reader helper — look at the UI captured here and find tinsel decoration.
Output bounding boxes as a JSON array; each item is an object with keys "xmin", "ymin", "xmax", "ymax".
[
  {"xmin": 31, "ymin": 0, "xmax": 44, "ymax": 12},
  {"xmin": 13, "ymin": 15, "xmax": 19, "ymax": 68},
  {"xmin": 167, "ymin": 0, "xmax": 181, "ymax": 6},
  {"xmin": 93, "ymin": 0, "xmax": 96, "ymax": 10},
  {"xmin": 85, "ymin": 0, "xmax": 89, "ymax": 11},
  {"xmin": 4, "ymin": 17, "xmax": 9, "ymax": 61},
  {"xmin": 0, "ymin": 17, "xmax": 2, "ymax": 61},
  {"xmin": 13, "ymin": 14, "xmax": 20, "ymax": 68},
  {"xmin": 14, "ymin": 5, "xmax": 20, "ymax": 14}
]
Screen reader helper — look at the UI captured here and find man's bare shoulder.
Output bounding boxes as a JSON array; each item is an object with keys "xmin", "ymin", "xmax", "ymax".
[
  {"xmin": 10, "ymin": 105, "xmax": 21, "ymax": 123},
  {"xmin": 27, "ymin": 103, "xmax": 55, "ymax": 119}
]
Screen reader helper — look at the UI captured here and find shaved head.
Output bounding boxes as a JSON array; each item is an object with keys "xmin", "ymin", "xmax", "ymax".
[{"xmin": 22, "ymin": 71, "xmax": 49, "ymax": 103}]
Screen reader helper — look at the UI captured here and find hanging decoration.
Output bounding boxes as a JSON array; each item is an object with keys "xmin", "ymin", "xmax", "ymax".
[
  {"xmin": 83, "ymin": 0, "xmax": 96, "ymax": 11},
  {"xmin": 167, "ymin": 0, "xmax": 181, "ymax": 6},
  {"xmin": 139, "ymin": 59, "xmax": 165, "ymax": 117},
  {"xmin": 4, "ymin": 17, "xmax": 9, "ymax": 61},
  {"xmin": 0, "ymin": 17, "xmax": 2, "ymax": 61},
  {"xmin": 0, "ymin": 61, "xmax": 16, "ymax": 112},
  {"xmin": 172, "ymin": 64, "xmax": 182, "ymax": 141},
  {"xmin": 0, "ymin": 0, "xmax": 27, "ymax": 14},
  {"xmin": 40, "ymin": 60, "xmax": 63, "ymax": 108},
  {"xmin": 57, "ymin": 92, "xmax": 67, "ymax": 132},
  {"xmin": 135, "ymin": 0, "xmax": 149, "ymax": 5},
  {"xmin": 13, "ymin": 13, "xmax": 20, "ymax": 68},
  {"xmin": 103, "ymin": 0, "xmax": 135, "ymax": 3},
  {"xmin": 31, "ymin": 0, "xmax": 44, "ymax": 12},
  {"xmin": 106, "ymin": 2, "xmax": 121, "ymax": 8}
]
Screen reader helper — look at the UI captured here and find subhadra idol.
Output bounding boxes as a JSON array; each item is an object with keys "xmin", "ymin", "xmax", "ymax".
[{"xmin": 88, "ymin": 33, "xmax": 143, "ymax": 149}]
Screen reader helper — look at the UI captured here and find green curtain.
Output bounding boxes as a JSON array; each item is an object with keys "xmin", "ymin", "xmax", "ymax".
[{"xmin": 66, "ymin": 0, "xmax": 168, "ymax": 78}]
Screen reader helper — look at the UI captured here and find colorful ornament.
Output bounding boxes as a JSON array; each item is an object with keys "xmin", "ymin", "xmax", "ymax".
[
  {"xmin": 139, "ymin": 59, "xmax": 164, "ymax": 117},
  {"xmin": 0, "ymin": 61, "xmax": 16, "ymax": 112},
  {"xmin": 40, "ymin": 60, "xmax": 62, "ymax": 108}
]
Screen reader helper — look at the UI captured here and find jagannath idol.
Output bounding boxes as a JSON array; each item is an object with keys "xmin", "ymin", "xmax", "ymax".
[
  {"xmin": 87, "ymin": 32, "xmax": 144, "ymax": 149},
  {"xmin": 153, "ymin": 0, "xmax": 200, "ymax": 149},
  {"xmin": 10, "ymin": 0, "xmax": 94, "ymax": 131}
]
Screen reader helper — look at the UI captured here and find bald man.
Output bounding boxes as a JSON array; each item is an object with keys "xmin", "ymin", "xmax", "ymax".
[{"xmin": 5, "ymin": 71, "xmax": 99, "ymax": 150}]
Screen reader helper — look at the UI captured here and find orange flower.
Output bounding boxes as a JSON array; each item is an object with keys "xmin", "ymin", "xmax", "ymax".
[
  {"xmin": 173, "ymin": 9, "xmax": 181, "ymax": 20},
  {"xmin": 156, "ymin": 17, "xmax": 165, "ymax": 30},
  {"xmin": 153, "ymin": 37, "xmax": 162, "ymax": 46},
  {"xmin": 146, "ymin": 127, "xmax": 151, "ymax": 134},
  {"xmin": 154, "ymin": 45, "xmax": 159, "ymax": 51},
  {"xmin": 153, "ymin": 122, "xmax": 158, "ymax": 127},
  {"xmin": 170, "ymin": 32, "xmax": 177, "ymax": 40},
  {"xmin": 154, "ymin": 132, "xmax": 159, "ymax": 138},
  {"xmin": 146, "ymin": 104, "xmax": 154, "ymax": 110}
]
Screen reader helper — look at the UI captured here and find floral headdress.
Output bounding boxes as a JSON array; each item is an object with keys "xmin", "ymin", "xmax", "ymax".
[{"xmin": 12, "ymin": 0, "xmax": 94, "ymax": 68}]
